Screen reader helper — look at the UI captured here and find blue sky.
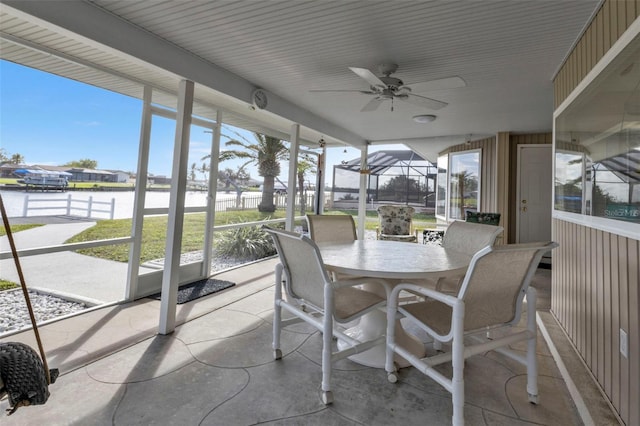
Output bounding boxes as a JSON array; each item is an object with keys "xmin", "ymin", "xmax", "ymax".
[{"xmin": 0, "ymin": 60, "xmax": 394, "ymax": 185}]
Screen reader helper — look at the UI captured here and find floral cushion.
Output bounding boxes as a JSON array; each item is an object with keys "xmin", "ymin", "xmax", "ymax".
[
  {"xmin": 377, "ymin": 205, "xmax": 416, "ymax": 242},
  {"xmin": 465, "ymin": 211, "xmax": 501, "ymax": 226},
  {"xmin": 422, "ymin": 229, "xmax": 445, "ymax": 245}
]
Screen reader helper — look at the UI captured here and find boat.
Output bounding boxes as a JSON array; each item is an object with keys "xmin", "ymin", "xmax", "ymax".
[{"xmin": 20, "ymin": 169, "xmax": 71, "ymax": 191}]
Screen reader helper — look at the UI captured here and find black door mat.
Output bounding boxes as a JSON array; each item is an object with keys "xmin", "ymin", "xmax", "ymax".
[{"xmin": 147, "ymin": 278, "xmax": 235, "ymax": 304}]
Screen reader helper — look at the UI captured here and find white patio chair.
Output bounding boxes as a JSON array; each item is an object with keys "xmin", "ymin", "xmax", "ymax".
[
  {"xmin": 263, "ymin": 226, "xmax": 387, "ymax": 405},
  {"xmin": 435, "ymin": 221, "xmax": 504, "ymax": 293},
  {"xmin": 306, "ymin": 214, "xmax": 357, "ymax": 243},
  {"xmin": 385, "ymin": 241, "xmax": 558, "ymax": 426}
]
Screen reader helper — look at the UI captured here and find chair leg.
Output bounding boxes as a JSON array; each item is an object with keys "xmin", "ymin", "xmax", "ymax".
[
  {"xmin": 273, "ymin": 264, "xmax": 283, "ymax": 360},
  {"xmin": 451, "ymin": 304, "xmax": 465, "ymax": 426},
  {"xmin": 526, "ymin": 287, "xmax": 538, "ymax": 403},
  {"xmin": 321, "ymin": 312, "xmax": 334, "ymax": 404}
]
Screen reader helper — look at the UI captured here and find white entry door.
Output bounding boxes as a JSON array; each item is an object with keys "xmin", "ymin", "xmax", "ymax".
[{"xmin": 517, "ymin": 145, "xmax": 552, "ymax": 243}]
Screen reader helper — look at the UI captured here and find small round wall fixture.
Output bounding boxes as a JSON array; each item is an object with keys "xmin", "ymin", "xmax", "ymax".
[
  {"xmin": 412, "ymin": 114, "xmax": 436, "ymax": 123},
  {"xmin": 251, "ymin": 88, "xmax": 268, "ymax": 110}
]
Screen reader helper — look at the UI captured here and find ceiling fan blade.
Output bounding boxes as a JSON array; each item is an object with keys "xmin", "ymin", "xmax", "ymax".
[
  {"xmin": 408, "ymin": 76, "xmax": 466, "ymax": 93},
  {"xmin": 361, "ymin": 97, "xmax": 385, "ymax": 112},
  {"xmin": 309, "ymin": 89, "xmax": 375, "ymax": 94},
  {"xmin": 349, "ymin": 67, "xmax": 386, "ymax": 88},
  {"xmin": 402, "ymin": 93, "xmax": 448, "ymax": 110}
]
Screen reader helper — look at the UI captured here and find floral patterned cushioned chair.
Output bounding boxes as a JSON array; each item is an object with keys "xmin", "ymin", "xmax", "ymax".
[{"xmin": 376, "ymin": 205, "xmax": 418, "ymax": 243}]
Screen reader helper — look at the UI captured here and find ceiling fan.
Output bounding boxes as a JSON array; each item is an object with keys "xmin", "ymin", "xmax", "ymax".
[{"xmin": 310, "ymin": 63, "xmax": 466, "ymax": 112}]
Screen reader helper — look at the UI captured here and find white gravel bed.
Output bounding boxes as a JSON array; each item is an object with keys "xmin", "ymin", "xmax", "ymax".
[{"xmin": 0, "ymin": 289, "xmax": 88, "ymax": 335}]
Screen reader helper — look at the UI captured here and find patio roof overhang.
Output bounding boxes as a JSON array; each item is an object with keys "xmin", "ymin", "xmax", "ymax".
[{"xmin": 0, "ymin": 0, "xmax": 603, "ymax": 160}]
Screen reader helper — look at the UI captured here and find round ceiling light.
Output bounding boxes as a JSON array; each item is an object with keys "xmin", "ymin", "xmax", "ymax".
[{"xmin": 412, "ymin": 114, "xmax": 436, "ymax": 123}]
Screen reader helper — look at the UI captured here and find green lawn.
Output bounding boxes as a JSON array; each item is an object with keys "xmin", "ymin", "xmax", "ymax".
[
  {"xmin": 0, "ymin": 223, "xmax": 44, "ymax": 236},
  {"xmin": 0, "ymin": 279, "xmax": 18, "ymax": 291},
  {"xmin": 65, "ymin": 210, "xmax": 293, "ymax": 263},
  {"xmin": 2, "ymin": 208, "xmax": 434, "ymax": 265},
  {"xmin": 326, "ymin": 209, "xmax": 436, "ymax": 230}
]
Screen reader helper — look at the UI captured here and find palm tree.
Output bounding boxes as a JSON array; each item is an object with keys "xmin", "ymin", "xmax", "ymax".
[
  {"xmin": 10, "ymin": 153, "xmax": 25, "ymax": 164},
  {"xmin": 214, "ymin": 132, "xmax": 288, "ymax": 213},
  {"xmin": 189, "ymin": 162, "xmax": 197, "ymax": 182},
  {"xmin": 297, "ymin": 155, "xmax": 316, "ymax": 214}
]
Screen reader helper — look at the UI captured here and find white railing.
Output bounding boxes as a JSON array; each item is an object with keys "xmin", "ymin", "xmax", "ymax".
[
  {"xmin": 214, "ymin": 192, "xmax": 316, "ymax": 212},
  {"xmin": 23, "ymin": 194, "xmax": 116, "ymax": 219},
  {"xmin": 19, "ymin": 192, "xmax": 324, "ymax": 219}
]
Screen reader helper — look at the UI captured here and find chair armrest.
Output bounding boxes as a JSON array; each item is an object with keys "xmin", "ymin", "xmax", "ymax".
[
  {"xmin": 389, "ymin": 282, "xmax": 458, "ymax": 307},
  {"xmin": 332, "ymin": 276, "xmax": 390, "ymax": 292}
]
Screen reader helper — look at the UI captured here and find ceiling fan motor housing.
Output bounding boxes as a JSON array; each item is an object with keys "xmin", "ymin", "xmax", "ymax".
[{"xmin": 378, "ymin": 76, "xmax": 404, "ymax": 91}]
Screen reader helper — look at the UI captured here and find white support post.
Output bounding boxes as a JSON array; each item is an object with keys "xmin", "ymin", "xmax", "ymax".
[
  {"xmin": 87, "ymin": 196, "xmax": 93, "ymax": 218},
  {"xmin": 285, "ymin": 124, "xmax": 300, "ymax": 231},
  {"xmin": 126, "ymin": 85, "xmax": 153, "ymax": 301},
  {"xmin": 110, "ymin": 198, "xmax": 115, "ymax": 220},
  {"xmin": 159, "ymin": 79, "xmax": 194, "ymax": 335},
  {"xmin": 202, "ymin": 110, "xmax": 222, "ymax": 278},
  {"xmin": 22, "ymin": 195, "xmax": 29, "ymax": 217},
  {"xmin": 66, "ymin": 193, "xmax": 72, "ymax": 216},
  {"xmin": 357, "ymin": 144, "xmax": 369, "ymax": 238},
  {"xmin": 316, "ymin": 144, "xmax": 327, "ymax": 214}
]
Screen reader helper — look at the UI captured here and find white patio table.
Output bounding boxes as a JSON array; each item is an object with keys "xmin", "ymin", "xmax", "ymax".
[{"xmin": 317, "ymin": 239, "xmax": 471, "ymax": 368}]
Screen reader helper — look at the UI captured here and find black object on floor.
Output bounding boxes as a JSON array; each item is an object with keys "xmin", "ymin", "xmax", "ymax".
[{"xmin": 147, "ymin": 278, "xmax": 235, "ymax": 304}]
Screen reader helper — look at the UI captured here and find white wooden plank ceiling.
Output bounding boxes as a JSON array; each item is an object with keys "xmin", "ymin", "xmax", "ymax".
[{"xmin": 1, "ymin": 0, "xmax": 603, "ymax": 157}]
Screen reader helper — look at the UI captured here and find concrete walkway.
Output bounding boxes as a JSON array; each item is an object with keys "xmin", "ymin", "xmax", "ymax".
[{"xmin": 1, "ymin": 216, "xmax": 152, "ymax": 305}]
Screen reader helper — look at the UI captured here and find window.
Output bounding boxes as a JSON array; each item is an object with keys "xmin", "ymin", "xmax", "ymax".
[
  {"xmin": 436, "ymin": 154, "xmax": 448, "ymax": 218},
  {"xmin": 554, "ymin": 150, "xmax": 585, "ymax": 213},
  {"xmin": 449, "ymin": 150, "xmax": 481, "ymax": 220},
  {"xmin": 436, "ymin": 150, "xmax": 481, "ymax": 221},
  {"xmin": 554, "ymin": 33, "xmax": 640, "ymax": 224}
]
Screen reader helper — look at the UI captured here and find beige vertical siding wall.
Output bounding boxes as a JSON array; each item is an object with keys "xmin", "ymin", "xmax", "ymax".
[
  {"xmin": 552, "ymin": 220, "xmax": 639, "ymax": 425},
  {"xmin": 553, "ymin": 2, "xmax": 640, "ymax": 424},
  {"xmin": 555, "ymin": 0, "xmax": 640, "ymax": 108}
]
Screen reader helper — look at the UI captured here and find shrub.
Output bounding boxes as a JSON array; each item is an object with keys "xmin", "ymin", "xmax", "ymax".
[{"xmin": 214, "ymin": 223, "xmax": 277, "ymax": 261}]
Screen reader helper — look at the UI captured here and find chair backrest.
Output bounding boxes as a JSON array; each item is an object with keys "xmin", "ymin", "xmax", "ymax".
[
  {"xmin": 458, "ymin": 241, "xmax": 558, "ymax": 331},
  {"xmin": 465, "ymin": 211, "xmax": 501, "ymax": 226},
  {"xmin": 306, "ymin": 214, "xmax": 357, "ymax": 243},
  {"xmin": 441, "ymin": 221, "xmax": 503, "ymax": 256},
  {"xmin": 377, "ymin": 205, "xmax": 415, "ymax": 236},
  {"xmin": 263, "ymin": 226, "xmax": 330, "ymax": 311}
]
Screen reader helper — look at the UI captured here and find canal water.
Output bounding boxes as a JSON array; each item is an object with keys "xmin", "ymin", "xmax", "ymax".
[{"xmin": 0, "ymin": 190, "xmax": 250, "ymax": 219}]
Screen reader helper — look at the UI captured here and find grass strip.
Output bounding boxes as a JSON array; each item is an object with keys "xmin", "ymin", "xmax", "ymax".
[
  {"xmin": 0, "ymin": 279, "xmax": 18, "ymax": 291},
  {"xmin": 64, "ymin": 208, "xmax": 436, "ymax": 263},
  {"xmin": 0, "ymin": 223, "xmax": 44, "ymax": 236}
]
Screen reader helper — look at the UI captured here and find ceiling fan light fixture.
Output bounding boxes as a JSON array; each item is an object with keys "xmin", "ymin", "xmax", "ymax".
[{"xmin": 413, "ymin": 114, "xmax": 436, "ymax": 123}]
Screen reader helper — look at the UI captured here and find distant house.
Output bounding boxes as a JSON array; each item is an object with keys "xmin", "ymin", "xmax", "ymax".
[
  {"xmin": 64, "ymin": 167, "xmax": 115, "ymax": 182},
  {"xmin": 0, "ymin": 163, "xmax": 31, "ymax": 178},
  {"xmin": 106, "ymin": 170, "xmax": 131, "ymax": 183},
  {"xmin": 149, "ymin": 175, "xmax": 171, "ymax": 185}
]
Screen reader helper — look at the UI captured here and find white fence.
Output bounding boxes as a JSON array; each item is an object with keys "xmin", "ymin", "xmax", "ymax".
[
  {"xmin": 23, "ymin": 194, "xmax": 116, "ymax": 219},
  {"xmin": 20, "ymin": 192, "xmax": 321, "ymax": 219},
  {"xmin": 214, "ymin": 192, "xmax": 317, "ymax": 212}
]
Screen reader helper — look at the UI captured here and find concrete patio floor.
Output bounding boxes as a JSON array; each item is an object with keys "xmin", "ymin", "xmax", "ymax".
[{"xmin": 0, "ymin": 258, "xmax": 617, "ymax": 425}]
